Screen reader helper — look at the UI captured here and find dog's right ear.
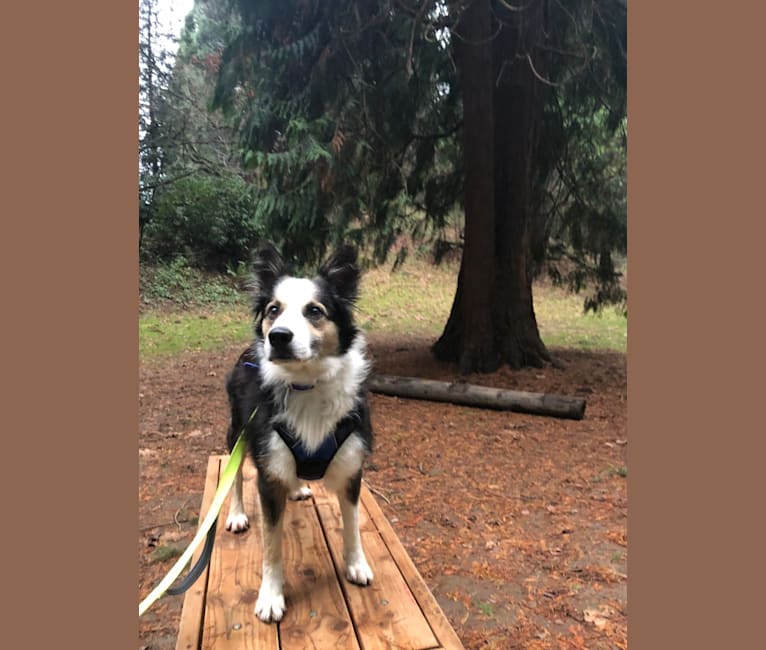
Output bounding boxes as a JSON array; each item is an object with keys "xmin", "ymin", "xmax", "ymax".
[
  {"xmin": 318, "ymin": 245, "xmax": 360, "ymax": 305},
  {"xmin": 251, "ymin": 242, "xmax": 285, "ymax": 316}
]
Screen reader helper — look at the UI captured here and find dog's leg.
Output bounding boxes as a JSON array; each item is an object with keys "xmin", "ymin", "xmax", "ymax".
[
  {"xmin": 224, "ymin": 413, "xmax": 250, "ymax": 532},
  {"xmin": 225, "ymin": 464, "xmax": 250, "ymax": 532},
  {"xmin": 255, "ymin": 473, "xmax": 288, "ymax": 623},
  {"xmin": 336, "ymin": 470, "xmax": 373, "ymax": 585}
]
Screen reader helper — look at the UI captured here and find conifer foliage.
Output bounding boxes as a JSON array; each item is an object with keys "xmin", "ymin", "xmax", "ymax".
[
  {"xmin": 210, "ymin": 0, "xmax": 626, "ymax": 370},
  {"xmin": 141, "ymin": 0, "xmax": 626, "ymax": 370}
]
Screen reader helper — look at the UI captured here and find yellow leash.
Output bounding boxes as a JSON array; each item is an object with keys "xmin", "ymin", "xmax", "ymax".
[{"xmin": 138, "ymin": 423, "xmax": 249, "ymax": 616}]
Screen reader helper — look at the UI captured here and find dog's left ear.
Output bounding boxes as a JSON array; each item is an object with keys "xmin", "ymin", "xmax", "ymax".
[{"xmin": 318, "ymin": 245, "xmax": 360, "ymax": 304}]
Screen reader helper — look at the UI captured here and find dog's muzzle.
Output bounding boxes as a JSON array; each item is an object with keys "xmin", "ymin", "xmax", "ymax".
[{"xmin": 268, "ymin": 327, "xmax": 296, "ymax": 360}]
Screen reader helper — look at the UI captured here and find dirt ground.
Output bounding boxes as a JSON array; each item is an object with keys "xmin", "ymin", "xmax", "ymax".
[{"xmin": 139, "ymin": 334, "xmax": 627, "ymax": 649}]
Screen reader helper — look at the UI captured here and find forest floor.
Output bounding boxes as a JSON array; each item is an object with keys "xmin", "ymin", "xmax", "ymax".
[{"xmin": 139, "ymin": 333, "xmax": 627, "ymax": 649}]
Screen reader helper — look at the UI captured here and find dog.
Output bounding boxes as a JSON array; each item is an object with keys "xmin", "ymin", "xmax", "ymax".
[{"xmin": 223, "ymin": 242, "xmax": 374, "ymax": 623}]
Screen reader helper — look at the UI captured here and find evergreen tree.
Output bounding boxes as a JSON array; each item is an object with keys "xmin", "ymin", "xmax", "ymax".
[{"xmin": 209, "ymin": 0, "xmax": 626, "ymax": 370}]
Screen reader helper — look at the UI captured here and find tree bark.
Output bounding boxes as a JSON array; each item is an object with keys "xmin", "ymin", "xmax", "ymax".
[
  {"xmin": 368, "ymin": 375, "xmax": 585, "ymax": 420},
  {"xmin": 492, "ymin": 0, "xmax": 551, "ymax": 369},
  {"xmin": 433, "ymin": 0, "xmax": 499, "ymax": 373},
  {"xmin": 435, "ymin": 0, "xmax": 556, "ymax": 373}
]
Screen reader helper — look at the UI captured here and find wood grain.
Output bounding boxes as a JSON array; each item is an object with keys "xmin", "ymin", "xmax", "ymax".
[
  {"xmin": 278, "ymin": 497, "xmax": 360, "ymax": 649},
  {"xmin": 176, "ymin": 459, "xmax": 464, "ymax": 649},
  {"xmin": 315, "ymin": 499, "xmax": 439, "ymax": 650},
  {"xmin": 200, "ymin": 459, "xmax": 279, "ymax": 650},
  {"xmin": 175, "ymin": 456, "xmax": 221, "ymax": 650},
  {"xmin": 360, "ymin": 487, "xmax": 465, "ymax": 650}
]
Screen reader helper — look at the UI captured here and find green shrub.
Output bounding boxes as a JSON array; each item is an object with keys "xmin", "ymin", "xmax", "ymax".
[
  {"xmin": 141, "ymin": 172, "xmax": 263, "ymax": 271},
  {"xmin": 139, "ymin": 258, "xmax": 245, "ymax": 310}
]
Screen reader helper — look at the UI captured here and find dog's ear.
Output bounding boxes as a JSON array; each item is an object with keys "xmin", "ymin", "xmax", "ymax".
[
  {"xmin": 251, "ymin": 242, "xmax": 285, "ymax": 314},
  {"xmin": 318, "ymin": 245, "xmax": 360, "ymax": 304}
]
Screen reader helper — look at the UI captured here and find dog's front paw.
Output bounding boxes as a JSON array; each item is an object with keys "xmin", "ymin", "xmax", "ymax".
[
  {"xmin": 289, "ymin": 486, "xmax": 313, "ymax": 501},
  {"xmin": 346, "ymin": 557, "xmax": 373, "ymax": 586},
  {"xmin": 255, "ymin": 583, "xmax": 286, "ymax": 623},
  {"xmin": 225, "ymin": 513, "xmax": 250, "ymax": 533}
]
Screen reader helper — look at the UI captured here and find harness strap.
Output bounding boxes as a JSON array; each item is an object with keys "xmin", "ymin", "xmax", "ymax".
[
  {"xmin": 274, "ymin": 411, "xmax": 361, "ymax": 481},
  {"xmin": 239, "ymin": 353, "xmax": 361, "ymax": 480}
]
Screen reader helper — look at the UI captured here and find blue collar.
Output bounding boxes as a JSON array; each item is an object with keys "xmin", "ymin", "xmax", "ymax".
[{"xmin": 242, "ymin": 361, "xmax": 314, "ymax": 391}]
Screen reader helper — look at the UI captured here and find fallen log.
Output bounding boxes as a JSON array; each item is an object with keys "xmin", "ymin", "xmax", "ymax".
[{"xmin": 367, "ymin": 374, "xmax": 586, "ymax": 420}]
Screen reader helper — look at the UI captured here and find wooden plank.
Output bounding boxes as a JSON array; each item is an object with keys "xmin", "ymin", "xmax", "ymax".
[
  {"xmin": 314, "ymin": 495, "xmax": 440, "ymax": 650},
  {"xmin": 200, "ymin": 459, "xmax": 279, "ymax": 650},
  {"xmin": 175, "ymin": 456, "xmax": 222, "ymax": 650},
  {"xmin": 278, "ymin": 497, "xmax": 361, "ymax": 650},
  {"xmin": 178, "ymin": 460, "xmax": 464, "ymax": 650},
  {"xmin": 310, "ymin": 482, "xmax": 374, "ymax": 532},
  {"xmin": 360, "ymin": 487, "xmax": 466, "ymax": 650}
]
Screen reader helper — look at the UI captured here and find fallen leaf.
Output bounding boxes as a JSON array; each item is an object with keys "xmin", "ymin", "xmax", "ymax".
[{"xmin": 583, "ymin": 605, "xmax": 615, "ymax": 629}]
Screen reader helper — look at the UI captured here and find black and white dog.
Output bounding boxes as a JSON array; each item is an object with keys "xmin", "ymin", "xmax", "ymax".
[{"xmin": 224, "ymin": 243, "xmax": 373, "ymax": 623}]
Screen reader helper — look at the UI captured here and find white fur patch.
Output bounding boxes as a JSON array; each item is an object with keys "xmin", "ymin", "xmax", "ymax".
[
  {"xmin": 323, "ymin": 435, "xmax": 368, "ymax": 493},
  {"xmin": 289, "ymin": 485, "xmax": 313, "ymax": 500},
  {"xmin": 225, "ymin": 512, "xmax": 250, "ymax": 533},
  {"xmin": 264, "ymin": 278, "xmax": 320, "ymax": 362},
  {"xmin": 257, "ymin": 509, "xmax": 286, "ymax": 622},
  {"xmin": 262, "ymin": 432, "xmax": 301, "ymax": 490},
  {"xmin": 225, "ymin": 467, "xmax": 250, "ymax": 532},
  {"xmin": 346, "ymin": 557, "xmax": 374, "ymax": 585},
  {"xmin": 261, "ymin": 334, "xmax": 370, "ymax": 453},
  {"xmin": 255, "ymin": 578, "xmax": 285, "ymax": 623}
]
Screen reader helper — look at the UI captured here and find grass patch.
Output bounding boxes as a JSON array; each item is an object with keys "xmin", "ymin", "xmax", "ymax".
[
  {"xmin": 356, "ymin": 262, "xmax": 457, "ymax": 337},
  {"xmin": 593, "ymin": 465, "xmax": 628, "ymax": 483},
  {"xmin": 535, "ymin": 283, "xmax": 627, "ymax": 352},
  {"xmin": 139, "ymin": 308, "xmax": 252, "ymax": 357},
  {"xmin": 139, "ymin": 258, "xmax": 626, "ymax": 359},
  {"xmin": 475, "ymin": 601, "xmax": 496, "ymax": 618},
  {"xmin": 150, "ymin": 545, "xmax": 183, "ymax": 564},
  {"xmin": 357, "ymin": 260, "xmax": 625, "ymax": 352}
]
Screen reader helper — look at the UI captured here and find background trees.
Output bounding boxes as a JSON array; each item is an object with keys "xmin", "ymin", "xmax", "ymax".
[
  {"xmin": 139, "ymin": 0, "xmax": 176, "ymax": 247},
  {"xmin": 139, "ymin": 0, "xmax": 627, "ymax": 372},
  {"xmin": 139, "ymin": 0, "xmax": 260, "ymax": 269}
]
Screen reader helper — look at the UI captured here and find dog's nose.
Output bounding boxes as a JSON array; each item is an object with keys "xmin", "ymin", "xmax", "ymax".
[{"xmin": 268, "ymin": 327, "xmax": 294, "ymax": 349}]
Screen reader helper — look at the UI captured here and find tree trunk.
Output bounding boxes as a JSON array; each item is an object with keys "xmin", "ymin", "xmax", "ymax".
[
  {"xmin": 433, "ymin": 0, "xmax": 499, "ymax": 373},
  {"xmin": 492, "ymin": 0, "xmax": 551, "ymax": 369},
  {"xmin": 368, "ymin": 375, "xmax": 586, "ymax": 420},
  {"xmin": 435, "ymin": 0, "xmax": 555, "ymax": 373}
]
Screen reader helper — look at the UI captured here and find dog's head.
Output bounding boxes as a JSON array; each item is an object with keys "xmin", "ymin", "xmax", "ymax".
[{"xmin": 251, "ymin": 243, "xmax": 361, "ymax": 365}]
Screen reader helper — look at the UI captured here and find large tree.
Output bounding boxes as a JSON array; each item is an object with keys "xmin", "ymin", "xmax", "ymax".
[
  {"xmin": 434, "ymin": 0, "xmax": 626, "ymax": 370},
  {"xmin": 211, "ymin": 0, "xmax": 626, "ymax": 371}
]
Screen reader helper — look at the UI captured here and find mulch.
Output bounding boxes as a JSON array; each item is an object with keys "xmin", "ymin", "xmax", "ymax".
[{"xmin": 139, "ymin": 334, "xmax": 627, "ymax": 649}]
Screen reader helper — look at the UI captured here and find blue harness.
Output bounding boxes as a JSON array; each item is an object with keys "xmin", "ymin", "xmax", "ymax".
[
  {"xmin": 242, "ymin": 359, "xmax": 360, "ymax": 480},
  {"xmin": 274, "ymin": 413, "xmax": 361, "ymax": 481}
]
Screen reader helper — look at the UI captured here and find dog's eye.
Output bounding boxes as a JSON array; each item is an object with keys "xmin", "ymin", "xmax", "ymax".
[
  {"xmin": 305, "ymin": 305, "xmax": 324, "ymax": 319},
  {"xmin": 266, "ymin": 304, "xmax": 280, "ymax": 318}
]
